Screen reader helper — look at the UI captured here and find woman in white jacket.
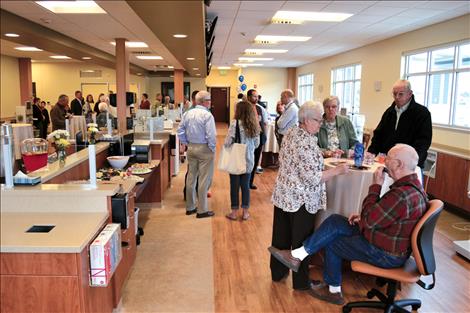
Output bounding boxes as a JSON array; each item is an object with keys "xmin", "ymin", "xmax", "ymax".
[{"xmin": 224, "ymin": 101, "xmax": 260, "ymax": 221}]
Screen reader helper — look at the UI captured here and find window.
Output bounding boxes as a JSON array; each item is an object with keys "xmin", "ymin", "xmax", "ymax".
[
  {"xmin": 331, "ymin": 64, "xmax": 362, "ymax": 114},
  {"xmin": 402, "ymin": 41, "xmax": 470, "ymax": 129},
  {"xmin": 297, "ymin": 73, "xmax": 314, "ymax": 105}
]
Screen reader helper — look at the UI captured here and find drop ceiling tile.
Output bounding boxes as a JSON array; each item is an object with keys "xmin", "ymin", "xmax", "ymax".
[
  {"xmin": 372, "ymin": 1, "xmax": 420, "ymax": 9},
  {"xmin": 322, "ymin": 2, "xmax": 375, "ymax": 14},
  {"xmin": 396, "ymin": 8, "xmax": 445, "ymax": 18},
  {"xmin": 237, "ymin": 9, "xmax": 276, "ymax": 20},
  {"xmin": 208, "ymin": 1, "xmax": 241, "ymax": 10},
  {"xmin": 280, "ymin": 1, "xmax": 330, "ymax": 11},
  {"xmin": 360, "ymin": 5, "xmax": 407, "ymax": 16},
  {"xmin": 414, "ymin": 1, "xmax": 470, "ymax": 10},
  {"xmin": 346, "ymin": 14, "xmax": 387, "ymax": 23},
  {"xmin": 239, "ymin": 1, "xmax": 284, "ymax": 11}
]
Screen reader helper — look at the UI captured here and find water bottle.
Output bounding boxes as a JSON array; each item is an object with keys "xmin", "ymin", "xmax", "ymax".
[{"xmin": 354, "ymin": 142, "xmax": 364, "ymax": 167}]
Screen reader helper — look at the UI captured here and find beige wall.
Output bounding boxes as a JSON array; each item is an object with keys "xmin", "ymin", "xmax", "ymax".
[
  {"xmin": 1, "ymin": 55, "xmax": 21, "ymax": 118},
  {"xmin": 30, "ymin": 62, "xmax": 146, "ymax": 105},
  {"xmin": 297, "ymin": 14, "xmax": 470, "ymax": 151},
  {"xmin": 205, "ymin": 69, "xmax": 240, "ymax": 120},
  {"xmin": 239, "ymin": 67, "xmax": 287, "ymax": 115}
]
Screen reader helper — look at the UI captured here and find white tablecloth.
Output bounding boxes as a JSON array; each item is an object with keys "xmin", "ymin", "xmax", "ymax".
[
  {"xmin": 11, "ymin": 123, "xmax": 34, "ymax": 159},
  {"xmin": 316, "ymin": 158, "xmax": 422, "ymax": 228},
  {"xmin": 67, "ymin": 116, "xmax": 87, "ymax": 139},
  {"xmin": 263, "ymin": 122, "xmax": 279, "ymax": 153}
]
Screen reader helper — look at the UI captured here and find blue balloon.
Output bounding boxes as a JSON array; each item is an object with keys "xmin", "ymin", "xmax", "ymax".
[
  {"xmin": 241, "ymin": 83, "xmax": 247, "ymax": 91},
  {"xmin": 238, "ymin": 75, "xmax": 244, "ymax": 82}
]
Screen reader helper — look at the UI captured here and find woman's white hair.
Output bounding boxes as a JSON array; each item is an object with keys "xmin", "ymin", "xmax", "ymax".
[
  {"xmin": 195, "ymin": 90, "xmax": 210, "ymax": 104},
  {"xmin": 298, "ymin": 101, "xmax": 324, "ymax": 124},
  {"xmin": 98, "ymin": 102, "xmax": 108, "ymax": 112}
]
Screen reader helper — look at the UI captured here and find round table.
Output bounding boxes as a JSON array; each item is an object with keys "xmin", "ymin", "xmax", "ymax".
[{"xmin": 67, "ymin": 116, "xmax": 87, "ymax": 139}]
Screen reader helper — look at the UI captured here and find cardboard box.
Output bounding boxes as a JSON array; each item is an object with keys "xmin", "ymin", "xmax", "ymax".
[{"xmin": 89, "ymin": 223, "xmax": 122, "ymax": 287}]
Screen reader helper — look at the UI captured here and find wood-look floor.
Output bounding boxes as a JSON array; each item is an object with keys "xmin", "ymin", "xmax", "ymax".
[{"xmin": 208, "ymin": 124, "xmax": 470, "ymax": 313}]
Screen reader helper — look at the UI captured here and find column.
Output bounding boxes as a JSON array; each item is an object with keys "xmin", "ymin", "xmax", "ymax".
[
  {"xmin": 287, "ymin": 67, "xmax": 297, "ymax": 94},
  {"xmin": 115, "ymin": 38, "xmax": 129, "ymax": 133},
  {"xmin": 18, "ymin": 58, "xmax": 32, "ymax": 105},
  {"xmin": 174, "ymin": 69, "xmax": 184, "ymax": 104}
]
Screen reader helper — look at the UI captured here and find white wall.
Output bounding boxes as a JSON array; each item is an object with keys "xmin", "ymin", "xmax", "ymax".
[
  {"xmin": 297, "ymin": 14, "xmax": 470, "ymax": 151},
  {"xmin": 146, "ymin": 76, "xmax": 206, "ymax": 103},
  {"xmin": 1, "ymin": 55, "xmax": 21, "ymax": 118}
]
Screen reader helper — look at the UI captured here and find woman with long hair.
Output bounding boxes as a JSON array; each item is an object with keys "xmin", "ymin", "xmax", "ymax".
[
  {"xmin": 83, "ymin": 94, "xmax": 94, "ymax": 123},
  {"xmin": 224, "ymin": 101, "xmax": 260, "ymax": 221}
]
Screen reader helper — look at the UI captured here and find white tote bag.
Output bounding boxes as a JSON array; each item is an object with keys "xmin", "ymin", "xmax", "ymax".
[{"xmin": 218, "ymin": 120, "xmax": 247, "ymax": 175}]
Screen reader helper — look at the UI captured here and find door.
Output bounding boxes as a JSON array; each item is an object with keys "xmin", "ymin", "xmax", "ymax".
[{"xmin": 209, "ymin": 87, "xmax": 229, "ymax": 123}]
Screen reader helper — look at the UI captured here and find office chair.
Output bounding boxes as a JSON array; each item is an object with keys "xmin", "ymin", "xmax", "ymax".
[{"xmin": 343, "ymin": 199, "xmax": 443, "ymax": 313}]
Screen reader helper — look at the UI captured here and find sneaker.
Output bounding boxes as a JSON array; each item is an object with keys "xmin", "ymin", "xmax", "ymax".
[
  {"xmin": 256, "ymin": 167, "xmax": 264, "ymax": 174},
  {"xmin": 308, "ymin": 283, "xmax": 345, "ymax": 305}
]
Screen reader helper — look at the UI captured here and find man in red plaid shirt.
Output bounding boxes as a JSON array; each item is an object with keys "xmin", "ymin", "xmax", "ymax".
[{"xmin": 268, "ymin": 144, "xmax": 427, "ymax": 305}]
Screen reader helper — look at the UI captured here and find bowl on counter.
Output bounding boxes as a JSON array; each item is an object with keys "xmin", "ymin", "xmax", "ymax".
[{"xmin": 107, "ymin": 156, "xmax": 130, "ymax": 169}]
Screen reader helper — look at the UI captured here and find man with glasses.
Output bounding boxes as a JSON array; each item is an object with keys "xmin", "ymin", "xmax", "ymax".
[
  {"xmin": 177, "ymin": 90, "xmax": 217, "ymax": 218},
  {"xmin": 368, "ymin": 79, "xmax": 432, "ymax": 168}
]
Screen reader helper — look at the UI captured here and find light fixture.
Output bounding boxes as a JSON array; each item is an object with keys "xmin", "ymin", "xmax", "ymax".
[
  {"xmin": 192, "ymin": 67, "xmax": 199, "ymax": 70},
  {"xmin": 244, "ymin": 48, "xmax": 288, "ymax": 55},
  {"xmin": 81, "ymin": 70, "xmax": 95, "ymax": 73},
  {"xmin": 218, "ymin": 66, "xmax": 231, "ymax": 70},
  {"xmin": 15, "ymin": 46, "xmax": 43, "ymax": 52},
  {"xmin": 50, "ymin": 55, "xmax": 71, "ymax": 59},
  {"xmin": 173, "ymin": 34, "xmax": 187, "ymax": 38},
  {"xmin": 169, "ymin": 75, "xmax": 174, "ymax": 78},
  {"xmin": 186, "ymin": 57, "xmax": 195, "ymax": 60},
  {"xmin": 136, "ymin": 55, "xmax": 163, "ymax": 60},
  {"xmin": 272, "ymin": 11, "xmax": 352, "ymax": 23},
  {"xmin": 35, "ymin": 1, "xmax": 106, "ymax": 14},
  {"xmin": 195, "ymin": 74, "xmax": 201, "ymax": 76},
  {"xmin": 5, "ymin": 33, "xmax": 19, "ymax": 37},
  {"xmin": 82, "ymin": 56, "xmax": 92, "ymax": 60},
  {"xmin": 137, "ymin": 73, "xmax": 142, "ymax": 76},
  {"xmin": 167, "ymin": 65, "xmax": 174, "ymax": 69},
  {"xmin": 110, "ymin": 41, "xmax": 148, "ymax": 48},
  {"xmin": 233, "ymin": 63, "xmax": 263, "ymax": 67},
  {"xmin": 254, "ymin": 35, "xmax": 311, "ymax": 43},
  {"xmin": 238, "ymin": 57, "xmax": 274, "ymax": 61}
]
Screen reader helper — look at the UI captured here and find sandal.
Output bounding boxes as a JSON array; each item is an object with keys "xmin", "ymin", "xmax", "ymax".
[
  {"xmin": 242, "ymin": 214, "xmax": 250, "ymax": 221},
  {"xmin": 225, "ymin": 214, "xmax": 237, "ymax": 221}
]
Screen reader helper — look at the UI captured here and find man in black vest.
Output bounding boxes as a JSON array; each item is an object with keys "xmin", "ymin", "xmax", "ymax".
[
  {"xmin": 70, "ymin": 90, "xmax": 85, "ymax": 116},
  {"xmin": 368, "ymin": 79, "xmax": 432, "ymax": 168}
]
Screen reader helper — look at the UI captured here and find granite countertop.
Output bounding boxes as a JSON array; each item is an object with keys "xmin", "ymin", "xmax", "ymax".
[
  {"xmin": 0, "ymin": 211, "xmax": 108, "ymax": 253},
  {"xmin": 28, "ymin": 142, "xmax": 110, "ymax": 182}
]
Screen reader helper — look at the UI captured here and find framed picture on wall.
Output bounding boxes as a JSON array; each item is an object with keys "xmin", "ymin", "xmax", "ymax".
[{"xmin": 161, "ymin": 82, "xmax": 190, "ymax": 103}]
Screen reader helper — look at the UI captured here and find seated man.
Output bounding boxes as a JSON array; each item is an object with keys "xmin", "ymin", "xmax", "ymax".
[{"xmin": 268, "ymin": 143, "xmax": 428, "ymax": 305}]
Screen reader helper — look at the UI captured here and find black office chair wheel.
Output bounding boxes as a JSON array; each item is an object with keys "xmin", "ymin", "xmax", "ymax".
[
  {"xmin": 342, "ymin": 306, "xmax": 352, "ymax": 313},
  {"xmin": 412, "ymin": 304, "xmax": 421, "ymax": 311},
  {"xmin": 367, "ymin": 291, "xmax": 375, "ymax": 299}
]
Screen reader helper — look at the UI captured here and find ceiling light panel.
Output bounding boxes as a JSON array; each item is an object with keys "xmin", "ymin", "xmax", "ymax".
[
  {"xmin": 254, "ymin": 35, "xmax": 311, "ymax": 42},
  {"xmin": 35, "ymin": 1, "xmax": 106, "ymax": 14},
  {"xmin": 244, "ymin": 49, "xmax": 288, "ymax": 55},
  {"xmin": 136, "ymin": 55, "xmax": 163, "ymax": 60},
  {"xmin": 110, "ymin": 41, "xmax": 148, "ymax": 48},
  {"xmin": 238, "ymin": 57, "xmax": 274, "ymax": 61},
  {"xmin": 218, "ymin": 66, "xmax": 231, "ymax": 70},
  {"xmin": 15, "ymin": 46, "xmax": 43, "ymax": 51},
  {"xmin": 173, "ymin": 34, "xmax": 188, "ymax": 38},
  {"xmin": 5, "ymin": 33, "xmax": 20, "ymax": 37},
  {"xmin": 50, "ymin": 55, "xmax": 71, "ymax": 59},
  {"xmin": 272, "ymin": 11, "xmax": 353, "ymax": 23},
  {"xmin": 233, "ymin": 63, "xmax": 263, "ymax": 67}
]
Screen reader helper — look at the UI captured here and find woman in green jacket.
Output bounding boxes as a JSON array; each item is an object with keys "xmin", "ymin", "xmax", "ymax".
[{"xmin": 317, "ymin": 96, "xmax": 358, "ymax": 158}]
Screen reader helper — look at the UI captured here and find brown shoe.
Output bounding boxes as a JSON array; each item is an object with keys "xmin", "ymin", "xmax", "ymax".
[
  {"xmin": 308, "ymin": 283, "xmax": 344, "ymax": 305},
  {"xmin": 268, "ymin": 246, "xmax": 301, "ymax": 272}
]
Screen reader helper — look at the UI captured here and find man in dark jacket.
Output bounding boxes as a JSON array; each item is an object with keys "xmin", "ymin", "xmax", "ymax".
[
  {"xmin": 368, "ymin": 79, "xmax": 432, "ymax": 168},
  {"xmin": 70, "ymin": 90, "xmax": 85, "ymax": 116}
]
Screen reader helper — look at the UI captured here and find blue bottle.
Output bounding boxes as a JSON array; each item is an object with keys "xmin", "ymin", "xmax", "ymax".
[{"xmin": 354, "ymin": 143, "xmax": 364, "ymax": 167}]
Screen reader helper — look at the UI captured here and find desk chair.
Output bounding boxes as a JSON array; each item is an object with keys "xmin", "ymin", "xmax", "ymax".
[{"xmin": 343, "ymin": 199, "xmax": 443, "ymax": 313}]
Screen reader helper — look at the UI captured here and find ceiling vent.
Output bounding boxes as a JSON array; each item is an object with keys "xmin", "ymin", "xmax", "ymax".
[
  {"xmin": 271, "ymin": 18, "xmax": 302, "ymax": 25},
  {"xmin": 80, "ymin": 70, "xmax": 102, "ymax": 78}
]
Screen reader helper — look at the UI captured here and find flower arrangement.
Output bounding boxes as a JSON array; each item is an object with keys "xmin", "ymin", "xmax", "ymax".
[
  {"xmin": 87, "ymin": 123, "xmax": 99, "ymax": 144},
  {"xmin": 47, "ymin": 130, "xmax": 70, "ymax": 163}
]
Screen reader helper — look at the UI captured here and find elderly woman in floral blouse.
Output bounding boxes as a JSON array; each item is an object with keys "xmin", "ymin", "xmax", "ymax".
[{"xmin": 270, "ymin": 101, "xmax": 349, "ymax": 291}]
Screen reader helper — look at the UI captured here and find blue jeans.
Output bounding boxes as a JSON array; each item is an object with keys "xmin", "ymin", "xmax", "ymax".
[
  {"xmin": 302, "ymin": 214, "xmax": 408, "ymax": 286},
  {"xmin": 229, "ymin": 173, "xmax": 250, "ymax": 209}
]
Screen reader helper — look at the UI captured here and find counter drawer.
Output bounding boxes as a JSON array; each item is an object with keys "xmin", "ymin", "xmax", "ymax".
[{"xmin": 1, "ymin": 253, "xmax": 78, "ymax": 276}]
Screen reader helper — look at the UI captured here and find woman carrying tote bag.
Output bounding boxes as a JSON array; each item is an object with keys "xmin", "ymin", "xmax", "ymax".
[{"xmin": 223, "ymin": 101, "xmax": 260, "ymax": 221}]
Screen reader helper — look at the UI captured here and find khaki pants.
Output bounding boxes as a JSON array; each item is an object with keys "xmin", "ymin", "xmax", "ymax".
[{"xmin": 186, "ymin": 144, "xmax": 214, "ymax": 213}]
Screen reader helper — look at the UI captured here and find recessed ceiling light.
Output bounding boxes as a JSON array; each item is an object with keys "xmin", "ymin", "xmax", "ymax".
[
  {"xmin": 195, "ymin": 74, "xmax": 201, "ymax": 76},
  {"xmin": 192, "ymin": 67, "xmax": 199, "ymax": 70},
  {"xmin": 272, "ymin": 11, "xmax": 352, "ymax": 23},
  {"xmin": 5, "ymin": 33, "xmax": 20, "ymax": 37},
  {"xmin": 244, "ymin": 49, "xmax": 288, "ymax": 55},
  {"xmin": 110, "ymin": 41, "xmax": 148, "ymax": 48},
  {"xmin": 254, "ymin": 35, "xmax": 311, "ymax": 42},
  {"xmin": 82, "ymin": 70, "xmax": 95, "ymax": 73},
  {"xmin": 169, "ymin": 75, "xmax": 174, "ymax": 78},
  {"xmin": 167, "ymin": 65, "xmax": 174, "ymax": 69},
  {"xmin": 36, "ymin": 1, "xmax": 106, "ymax": 14},
  {"xmin": 186, "ymin": 57, "xmax": 195, "ymax": 60},
  {"xmin": 218, "ymin": 66, "xmax": 231, "ymax": 70},
  {"xmin": 233, "ymin": 63, "xmax": 263, "ymax": 67},
  {"xmin": 136, "ymin": 55, "xmax": 163, "ymax": 60},
  {"xmin": 173, "ymin": 34, "xmax": 187, "ymax": 38},
  {"xmin": 82, "ymin": 56, "xmax": 92, "ymax": 60},
  {"xmin": 239, "ymin": 57, "xmax": 274, "ymax": 61},
  {"xmin": 15, "ymin": 46, "xmax": 43, "ymax": 52},
  {"xmin": 137, "ymin": 73, "xmax": 142, "ymax": 76},
  {"xmin": 50, "ymin": 55, "xmax": 71, "ymax": 59}
]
